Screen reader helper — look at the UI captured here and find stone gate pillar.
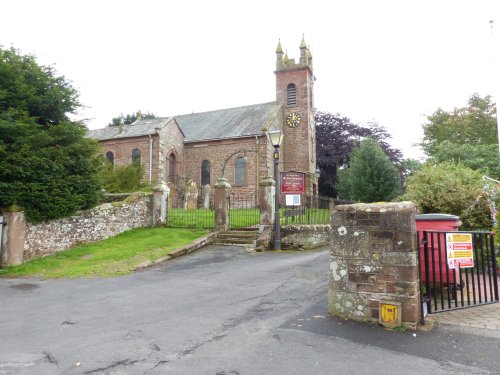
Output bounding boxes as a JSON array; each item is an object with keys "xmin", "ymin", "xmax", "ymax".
[
  {"xmin": 329, "ymin": 202, "xmax": 420, "ymax": 329},
  {"xmin": 0, "ymin": 206, "xmax": 26, "ymax": 267},
  {"xmin": 214, "ymin": 177, "xmax": 231, "ymax": 231},
  {"xmin": 153, "ymin": 181, "xmax": 170, "ymax": 226},
  {"xmin": 256, "ymin": 176, "xmax": 275, "ymax": 251}
]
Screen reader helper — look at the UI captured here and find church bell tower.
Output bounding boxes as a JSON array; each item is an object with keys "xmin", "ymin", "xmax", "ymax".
[{"xmin": 275, "ymin": 35, "xmax": 317, "ymax": 196}]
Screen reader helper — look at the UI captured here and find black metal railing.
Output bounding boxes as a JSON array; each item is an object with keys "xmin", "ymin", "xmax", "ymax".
[
  {"xmin": 282, "ymin": 195, "xmax": 331, "ymax": 225},
  {"xmin": 166, "ymin": 192, "xmax": 214, "ymax": 229},
  {"xmin": 229, "ymin": 194, "xmax": 259, "ymax": 229},
  {"xmin": 419, "ymin": 230, "xmax": 499, "ymax": 314}
]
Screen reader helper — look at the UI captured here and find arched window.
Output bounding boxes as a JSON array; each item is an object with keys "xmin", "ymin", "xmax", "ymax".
[
  {"xmin": 105, "ymin": 151, "xmax": 114, "ymax": 165},
  {"xmin": 201, "ymin": 160, "xmax": 210, "ymax": 186},
  {"xmin": 235, "ymin": 157, "xmax": 246, "ymax": 186},
  {"xmin": 287, "ymin": 83, "xmax": 297, "ymax": 106},
  {"xmin": 168, "ymin": 153, "xmax": 176, "ymax": 183},
  {"xmin": 131, "ymin": 149, "xmax": 141, "ymax": 165}
]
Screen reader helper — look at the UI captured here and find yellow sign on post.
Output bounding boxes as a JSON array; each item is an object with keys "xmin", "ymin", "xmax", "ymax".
[
  {"xmin": 379, "ymin": 302, "xmax": 401, "ymax": 328},
  {"xmin": 446, "ymin": 233, "xmax": 474, "ymax": 269}
]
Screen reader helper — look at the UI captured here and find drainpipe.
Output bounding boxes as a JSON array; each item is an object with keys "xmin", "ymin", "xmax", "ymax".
[
  {"xmin": 255, "ymin": 136, "xmax": 260, "ymax": 206},
  {"xmin": 148, "ymin": 135, "xmax": 153, "ymax": 184}
]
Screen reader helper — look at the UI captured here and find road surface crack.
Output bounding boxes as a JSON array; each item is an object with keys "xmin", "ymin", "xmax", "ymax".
[
  {"xmin": 43, "ymin": 351, "xmax": 58, "ymax": 366},
  {"xmin": 84, "ymin": 359, "xmax": 141, "ymax": 374}
]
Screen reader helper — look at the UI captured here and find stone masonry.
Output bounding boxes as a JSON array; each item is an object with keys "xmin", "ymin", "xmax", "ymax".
[
  {"xmin": 23, "ymin": 193, "xmax": 154, "ymax": 260},
  {"xmin": 329, "ymin": 202, "xmax": 421, "ymax": 328}
]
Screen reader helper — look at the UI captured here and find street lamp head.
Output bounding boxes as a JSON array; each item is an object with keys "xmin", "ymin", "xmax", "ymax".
[
  {"xmin": 315, "ymin": 167, "xmax": 321, "ymax": 179},
  {"xmin": 269, "ymin": 129, "xmax": 284, "ymax": 148}
]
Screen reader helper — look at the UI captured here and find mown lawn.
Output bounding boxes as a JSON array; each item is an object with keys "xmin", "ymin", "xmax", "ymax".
[{"xmin": 0, "ymin": 227, "xmax": 208, "ymax": 279}]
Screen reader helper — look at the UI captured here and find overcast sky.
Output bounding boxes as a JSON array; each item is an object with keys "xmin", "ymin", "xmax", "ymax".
[{"xmin": 1, "ymin": 0, "xmax": 499, "ymax": 159}]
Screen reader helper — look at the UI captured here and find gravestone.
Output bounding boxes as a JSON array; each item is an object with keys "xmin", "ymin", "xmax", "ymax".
[{"xmin": 184, "ymin": 180, "xmax": 199, "ymax": 210}]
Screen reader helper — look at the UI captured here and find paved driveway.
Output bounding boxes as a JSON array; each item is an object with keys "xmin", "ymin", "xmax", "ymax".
[{"xmin": 0, "ymin": 245, "xmax": 498, "ymax": 374}]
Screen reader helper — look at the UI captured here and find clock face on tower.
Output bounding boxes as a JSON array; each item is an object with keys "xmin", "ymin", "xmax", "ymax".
[{"xmin": 286, "ymin": 112, "xmax": 301, "ymax": 128}]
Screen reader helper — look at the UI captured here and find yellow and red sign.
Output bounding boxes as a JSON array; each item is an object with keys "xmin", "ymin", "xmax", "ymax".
[{"xmin": 446, "ymin": 233, "xmax": 474, "ymax": 269}]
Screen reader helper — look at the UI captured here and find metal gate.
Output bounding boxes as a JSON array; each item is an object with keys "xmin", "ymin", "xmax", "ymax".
[
  {"xmin": 419, "ymin": 230, "xmax": 499, "ymax": 314},
  {"xmin": 228, "ymin": 193, "xmax": 259, "ymax": 229}
]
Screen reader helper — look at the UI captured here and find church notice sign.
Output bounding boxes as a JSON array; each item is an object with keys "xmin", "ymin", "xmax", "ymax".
[
  {"xmin": 446, "ymin": 233, "xmax": 474, "ymax": 269},
  {"xmin": 281, "ymin": 171, "xmax": 305, "ymax": 194}
]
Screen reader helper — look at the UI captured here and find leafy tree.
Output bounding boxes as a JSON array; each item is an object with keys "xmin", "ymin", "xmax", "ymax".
[
  {"xmin": 315, "ymin": 111, "xmax": 402, "ymax": 197},
  {"xmin": 402, "ymin": 162, "xmax": 492, "ymax": 230},
  {"xmin": 98, "ymin": 162, "xmax": 146, "ymax": 193},
  {"xmin": 108, "ymin": 111, "xmax": 157, "ymax": 126},
  {"xmin": 0, "ymin": 47, "xmax": 102, "ymax": 222},
  {"xmin": 420, "ymin": 94, "xmax": 498, "ymax": 177},
  {"xmin": 336, "ymin": 138, "xmax": 401, "ymax": 202},
  {"xmin": 433, "ymin": 140, "xmax": 499, "ymax": 176},
  {"xmin": 400, "ymin": 158, "xmax": 423, "ymax": 189}
]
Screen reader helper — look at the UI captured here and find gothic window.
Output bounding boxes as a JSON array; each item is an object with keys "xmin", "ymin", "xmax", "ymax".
[
  {"xmin": 287, "ymin": 83, "xmax": 297, "ymax": 106},
  {"xmin": 105, "ymin": 151, "xmax": 114, "ymax": 165},
  {"xmin": 201, "ymin": 160, "xmax": 210, "ymax": 186},
  {"xmin": 131, "ymin": 149, "xmax": 141, "ymax": 165},
  {"xmin": 168, "ymin": 153, "xmax": 176, "ymax": 183},
  {"xmin": 235, "ymin": 157, "xmax": 246, "ymax": 186}
]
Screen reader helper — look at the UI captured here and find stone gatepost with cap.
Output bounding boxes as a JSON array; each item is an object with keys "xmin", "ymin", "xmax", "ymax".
[
  {"xmin": 256, "ymin": 176, "xmax": 275, "ymax": 250},
  {"xmin": 329, "ymin": 202, "xmax": 421, "ymax": 329},
  {"xmin": 152, "ymin": 181, "xmax": 170, "ymax": 226},
  {"xmin": 214, "ymin": 177, "xmax": 231, "ymax": 231}
]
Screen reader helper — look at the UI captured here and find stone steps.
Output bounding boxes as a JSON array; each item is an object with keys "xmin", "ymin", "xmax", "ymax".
[{"xmin": 215, "ymin": 229, "xmax": 259, "ymax": 246}]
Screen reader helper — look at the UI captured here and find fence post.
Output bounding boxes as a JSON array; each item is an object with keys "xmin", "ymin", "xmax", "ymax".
[
  {"xmin": 256, "ymin": 176, "xmax": 275, "ymax": 251},
  {"xmin": 153, "ymin": 181, "xmax": 170, "ymax": 226},
  {"xmin": 214, "ymin": 177, "xmax": 231, "ymax": 231},
  {"xmin": 0, "ymin": 206, "xmax": 26, "ymax": 267}
]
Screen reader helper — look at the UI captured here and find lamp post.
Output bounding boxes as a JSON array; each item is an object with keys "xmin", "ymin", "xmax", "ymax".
[{"xmin": 269, "ymin": 129, "xmax": 284, "ymax": 250}]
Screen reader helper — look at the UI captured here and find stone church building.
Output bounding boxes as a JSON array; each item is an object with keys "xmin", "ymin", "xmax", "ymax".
[{"xmin": 88, "ymin": 37, "xmax": 318, "ymax": 203}]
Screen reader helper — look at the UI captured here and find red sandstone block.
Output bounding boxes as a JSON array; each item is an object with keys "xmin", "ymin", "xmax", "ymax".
[
  {"xmin": 374, "ymin": 274, "xmax": 397, "ymax": 283},
  {"xmin": 357, "ymin": 283, "xmax": 385, "ymax": 293},
  {"xmin": 385, "ymin": 281, "xmax": 418, "ymax": 296},
  {"xmin": 349, "ymin": 272, "xmax": 375, "ymax": 284},
  {"xmin": 402, "ymin": 303, "xmax": 419, "ymax": 322}
]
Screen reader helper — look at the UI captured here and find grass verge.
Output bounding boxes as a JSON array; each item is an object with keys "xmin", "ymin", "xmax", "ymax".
[{"xmin": 0, "ymin": 227, "xmax": 208, "ymax": 279}]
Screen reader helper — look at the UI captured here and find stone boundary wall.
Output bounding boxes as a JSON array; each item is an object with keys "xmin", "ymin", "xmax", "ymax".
[
  {"xmin": 329, "ymin": 202, "xmax": 420, "ymax": 328},
  {"xmin": 23, "ymin": 193, "xmax": 153, "ymax": 260},
  {"xmin": 281, "ymin": 225, "xmax": 331, "ymax": 250}
]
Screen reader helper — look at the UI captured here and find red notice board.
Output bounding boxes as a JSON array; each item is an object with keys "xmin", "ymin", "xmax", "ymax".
[{"xmin": 281, "ymin": 171, "xmax": 305, "ymax": 194}]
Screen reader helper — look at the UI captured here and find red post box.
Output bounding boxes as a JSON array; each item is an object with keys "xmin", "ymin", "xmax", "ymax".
[{"xmin": 416, "ymin": 214, "xmax": 462, "ymax": 285}]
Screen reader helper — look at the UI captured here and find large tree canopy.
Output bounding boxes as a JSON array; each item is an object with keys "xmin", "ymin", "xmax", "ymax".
[
  {"xmin": 0, "ymin": 47, "xmax": 101, "ymax": 222},
  {"xmin": 420, "ymin": 94, "xmax": 499, "ymax": 177},
  {"xmin": 0, "ymin": 47, "xmax": 79, "ymax": 125},
  {"xmin": 315, "ymin": 111, "xmax": 403, "ymax": 197},
  {"xmin": 336, "ymin": 138, "xmax": 401, "ymax": 202}
]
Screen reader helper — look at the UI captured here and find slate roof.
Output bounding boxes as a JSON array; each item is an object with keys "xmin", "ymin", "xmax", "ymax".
[
  {"xmin": 87, "ymin": 102, "xmax": 280, "ymax": 142},
  {"xmin": 87, "ymin": 117, "xmax": 173, "ymax": 141},
  {"xmin": 175, "ymin": 102, "xmax": 279, "ymax": 142}
]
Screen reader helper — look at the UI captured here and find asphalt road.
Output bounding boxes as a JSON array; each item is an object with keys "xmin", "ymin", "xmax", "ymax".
[{"xmin": 0, "ymin": 245, "xmax": 498, "ymax": 375}]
